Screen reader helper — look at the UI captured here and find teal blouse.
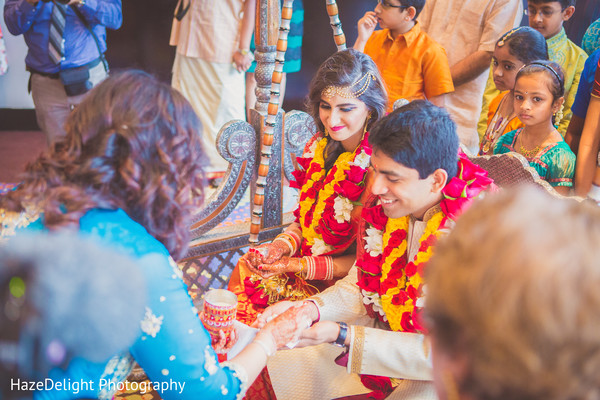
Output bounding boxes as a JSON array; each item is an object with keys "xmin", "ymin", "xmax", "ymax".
[{"xmin": 493, "ymin": 128, "xmax": 576, "ymax": 187}]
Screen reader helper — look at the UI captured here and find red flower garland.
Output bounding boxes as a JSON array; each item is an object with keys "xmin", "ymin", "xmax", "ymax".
[{"xmin": 354, "ymin": 152, "xmax": 494, "ymax": 398}]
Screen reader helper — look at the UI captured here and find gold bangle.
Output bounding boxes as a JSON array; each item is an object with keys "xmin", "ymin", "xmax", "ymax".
[
  {"xmin": 297, "ymin": 257, "xmax": 307, "ymax": 276},
  {"xmin": 274, "ymin": 235, "xmax": 294, "ymax": 255}
]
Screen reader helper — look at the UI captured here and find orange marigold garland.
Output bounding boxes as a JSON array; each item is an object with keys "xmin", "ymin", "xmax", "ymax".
[{"xmin": 243, "ymin": 133, "xmax": 371, "ymax": 307}]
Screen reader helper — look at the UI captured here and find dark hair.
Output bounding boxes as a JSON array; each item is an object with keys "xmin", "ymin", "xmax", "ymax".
[
  {"xmin": 368, "ymin": 100, "xmax": 459, "ymax": 179},
  {"xmin": 527, "ymin": 0, "xmax": 575, "ymax": 9},
  {"xmin": 496, "ymin": 26, "xmax": 548, "ymax": 64},
  {"xmin": 1, "ymin": 70, "xmax": 207, "ymax": 259},
  {"xmin": 399, "ymin": 0, "xmax": 426, "ymax": 19},
  {"xmin": 306, "ymin": 49, "xmax": 387, "ymax": 171},
  {"xmin": 516, "ymin": 60, "xmax": 565, "ymax": 102}
]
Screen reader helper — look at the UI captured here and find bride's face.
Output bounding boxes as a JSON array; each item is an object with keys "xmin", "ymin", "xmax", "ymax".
[{"xmin": 319, "ymin": 93, "xmax": 370, "ymax": 152}]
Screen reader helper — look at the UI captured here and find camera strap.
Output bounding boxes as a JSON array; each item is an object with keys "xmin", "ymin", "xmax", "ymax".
[
  {"xmin": 174, "ymin": 0, "xmax": 190, "ymax": 21},
  {"xmin": 70, "ymin": 5, "xmax": 109, "ymax": 73}
]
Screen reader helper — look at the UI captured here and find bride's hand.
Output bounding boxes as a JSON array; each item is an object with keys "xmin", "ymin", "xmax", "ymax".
[
  {"xmin": 254, "ymin": 256, "xmax": 302, "ymax": 278},
  {"xmin": 241, "ymin": 241, "xmax": 290, "ymax": 272}
]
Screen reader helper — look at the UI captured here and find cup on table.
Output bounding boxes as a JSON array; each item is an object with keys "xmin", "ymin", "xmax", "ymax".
[{"xmin": 200, "ymin": 289, "xmax": 238, "ymax": 354}]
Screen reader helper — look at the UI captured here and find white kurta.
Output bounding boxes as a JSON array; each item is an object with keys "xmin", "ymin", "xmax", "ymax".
[
  {"xmin": 268, "ymin": 213, "xmax": 439, "ymax": 400},
  {"xmin": 170, "ymin": 0, "xmax": 246, "ymax": 173},
  {"xmin": 418, "ymin": 0, "xmax": 523, "ymax": 155}
]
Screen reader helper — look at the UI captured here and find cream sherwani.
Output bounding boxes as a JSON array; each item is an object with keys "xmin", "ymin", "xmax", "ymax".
[
  {"xmin": 268, "ymin": 208, "xmax": 442, "ymax": 400},
  {"xmin": 418, "ymin": 0, "xmax": 522, "ymax": 155}
]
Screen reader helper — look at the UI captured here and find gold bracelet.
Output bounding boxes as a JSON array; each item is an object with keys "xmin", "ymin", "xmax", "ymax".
[
  {"xmin": 296, "ymin": 257, "xmax": 307, "ymax": 278},
  {"xmin": 273, "ymin": 236, "xmax": 294, "ymax": 255}
]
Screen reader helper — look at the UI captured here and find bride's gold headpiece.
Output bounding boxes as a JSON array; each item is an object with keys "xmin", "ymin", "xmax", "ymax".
[{"xmin": 322, "ymin": 71, "xmax": 377, "ymax": 100}]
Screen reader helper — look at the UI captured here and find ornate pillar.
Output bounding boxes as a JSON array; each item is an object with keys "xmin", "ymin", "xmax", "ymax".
[{"xmin": 253, "ymin": 0, "xmax": 280, "ymax": 115}]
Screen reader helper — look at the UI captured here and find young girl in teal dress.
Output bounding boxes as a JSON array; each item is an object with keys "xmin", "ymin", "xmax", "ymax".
[{"xmin": 494, "ymin": 60, "xmax": 576, "ymax": 195}]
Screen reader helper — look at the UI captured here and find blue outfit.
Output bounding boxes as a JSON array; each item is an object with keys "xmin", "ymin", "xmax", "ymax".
[
  {"xmin": 494, "ymin": 128, "xmax": 576, "ymax": 188},
  {"xmin": 248, "ymin": 0, "xmax": 303, "ymax": 73},
  {"xmin": 582, "ymin": 18, "xmax": 600, "ymax": 56},
  {"xmin": 3, "ymin": 0, "xmax": 122, "ymax": 73},
  {"xmin": 571, "ymin": 49, "xmax": 600, "ymax": 119},
  {"xmin": 22, "ymin": 208, "xmax": 244, "ymax": 400}
]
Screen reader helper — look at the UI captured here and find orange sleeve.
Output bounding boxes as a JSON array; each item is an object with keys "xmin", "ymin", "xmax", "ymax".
[
  {"xmin": 422, "ymin": 41, "xmax": 454, "ymax": 99},
  {"xmin": 503, "ymin": 116, "xmax": 524, "ymax": 136},
  {"xmin": 487, "ymin": 92, "xmax": 505, "ymax": 125},
  {"xmin": 363, "ymin": 30, "xmax": 386, "ymax": 65}
]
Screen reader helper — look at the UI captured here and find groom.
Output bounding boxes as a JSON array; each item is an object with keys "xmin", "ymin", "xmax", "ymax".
[{"xmin": 256, "ymin": 100, "xmax": 495, "ymax": 399}]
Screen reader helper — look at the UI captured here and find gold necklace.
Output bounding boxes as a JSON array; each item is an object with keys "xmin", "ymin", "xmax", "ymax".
[
  {"xmin": 519, "ymin": 143, "xmax": 541, "ymax": 158},
  {"xmin": 518, "ymin": 129, "xmax": 554, "ymax": 158}
]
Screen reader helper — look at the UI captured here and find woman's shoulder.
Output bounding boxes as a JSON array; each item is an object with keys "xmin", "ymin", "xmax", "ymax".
[{"xmin": 79, "ymin": 208, "xmax": 169, "ymax": 259}]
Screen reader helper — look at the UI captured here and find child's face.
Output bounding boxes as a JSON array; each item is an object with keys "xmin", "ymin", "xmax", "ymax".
[
  {"xmin": 374, "ymin": 0, "xmax": 413, "ymax": 35},
  {"xmin": 492, "ymin": 45, "xmax": 525, "ymax": 92},
  {"xmin": 527, "ymin": 1, "xmax": 574, "ymax": 39},
  {"xmin": 513, "ymin": 73, "xmax": 562, "ymax": 128}
]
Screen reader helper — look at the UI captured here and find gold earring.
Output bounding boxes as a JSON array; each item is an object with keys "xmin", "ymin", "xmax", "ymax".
[
  {"xmin": 442, "ymin": 370, "xmax": 461, "ymax": 400},
  {"xmin": 361, "ymin": 113, "xmax": 371, "ymax": 139},
  {"xmin": 554, "ymin": 103, "xmax": 564, "ymax": 126}
]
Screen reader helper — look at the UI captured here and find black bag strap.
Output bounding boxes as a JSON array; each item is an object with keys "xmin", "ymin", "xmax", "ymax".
[
  {"xmin": 174, "ymin": 0, "xmax": 190, "ymax": 21},
  {"xmin": 70, "ymin": 5, "xmax": 109, "ymax": 73}
]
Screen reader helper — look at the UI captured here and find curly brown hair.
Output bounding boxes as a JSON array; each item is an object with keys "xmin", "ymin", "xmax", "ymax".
[{"xmin": 2, "ymin": 70, "xmax": 206, "ymax": 259}]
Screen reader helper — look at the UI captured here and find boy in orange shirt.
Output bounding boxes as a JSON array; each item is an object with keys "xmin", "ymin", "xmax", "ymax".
[{"xmin": 354, "ymin": 0, "xmax": 453, "ymax": 112}]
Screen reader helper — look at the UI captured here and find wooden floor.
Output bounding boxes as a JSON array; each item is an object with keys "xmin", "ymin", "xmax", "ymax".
[{"xmin": 0, "ymin": 130, "xmax": 46, "ymax": 183}]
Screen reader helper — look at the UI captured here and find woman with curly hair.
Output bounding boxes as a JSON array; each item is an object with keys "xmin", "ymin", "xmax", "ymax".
[{"xmin": 0, "ymin": 70, "xmax": 310, "ymax": 400}]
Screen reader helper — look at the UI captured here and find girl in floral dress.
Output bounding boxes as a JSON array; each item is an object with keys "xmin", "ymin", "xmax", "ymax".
[{"xmin": 228, "ymin": 49, "xmax": 387, "ymax": 327}]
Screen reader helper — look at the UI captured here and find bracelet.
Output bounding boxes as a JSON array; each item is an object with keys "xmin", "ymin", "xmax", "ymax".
[
  {"xmin": 303, "ymin": 256, "xmax": 334, "ymax": 280},
  {"xmin": 280, "ymin": 232, "xmax": 299, "ymax": 254},
  {"xmin": 302, "ymin": 256, "xmax": 315, "ymax": 280},
  {"xmin": 296, "ymin": 257, "xmax": 307, "ymax": 276},
  {"xmin": 273, "ymin": 237, "xmax": 294, "ymax": 256},
  {"xmin": 251, "ymin": 339, "xmax": 275, "ymax": 358},
  {"xmin": 237, "ymin": 48, "xmax": 255, "ymax": 62},
  {"xmin": 332, "ymin": 322, "xmax": 348, "ymax": 347},
  {"xmin": 286, "ymin": 230, "xmax": 302, "ymax": 251}
]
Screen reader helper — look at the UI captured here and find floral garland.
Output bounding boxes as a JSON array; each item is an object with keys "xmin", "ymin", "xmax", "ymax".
[
  {"xmin": 355, "ymin": 152, "xmax": 494, "ymax": 397},
  {"xmin": 291, "ymin": 133, "xmax": 371, "ymax": 256},
  {"xmin": 241, "ymin": 133, "xmax": 371, "ymax": 309},
  {"xmin": 357, "ymin": 152, "xmax": 494, "ymax": 332}
]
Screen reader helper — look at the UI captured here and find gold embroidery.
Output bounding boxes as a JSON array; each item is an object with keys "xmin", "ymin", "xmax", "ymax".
[
  {"xmin": 310, "ymin": 295, "xmax": 325, "ymax": 307},
  {"xmin": 350, "ymin": 325, "xmax": 365, "ymax": 374}
]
